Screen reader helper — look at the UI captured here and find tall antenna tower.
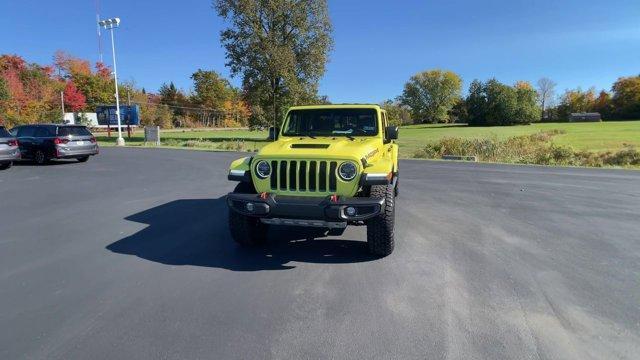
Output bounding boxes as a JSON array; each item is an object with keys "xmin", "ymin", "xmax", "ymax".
[{"xmin": 95, "ymin": 0, "xmax": 103, "ymax": 63}]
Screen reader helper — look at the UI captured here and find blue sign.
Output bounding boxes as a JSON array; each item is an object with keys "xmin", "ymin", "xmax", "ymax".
[{"xmin": 96, "ymin": 105, "xmax": 140, "ymax": 126}]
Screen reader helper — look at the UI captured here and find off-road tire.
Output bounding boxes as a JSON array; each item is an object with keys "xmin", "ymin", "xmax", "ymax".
[
  {"xmin": 77, "ymin": 156, "xmax": 89, "ymax": 163},
  {"xmin": 228, "ymin": 183, "xmax": 269, "ymax": 246},
  {"xmin": 394, "ymin": 176, "xmax": 399, "ymax": 197},
  {"xmin": 366, "ymin": 184, "xmax": 395, "ymax": 256},
  {"xmin": 0, "ymin": 162, "xmax": 11, "ymax": 170},
  {"xmin": 34, "ymin": 150, "xmax": 48, "ymax": 165}
]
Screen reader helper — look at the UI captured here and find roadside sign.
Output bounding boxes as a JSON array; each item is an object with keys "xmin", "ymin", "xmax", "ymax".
[
  {"xmin": 96, "ymin": 105, "xmax": 141, "ymax": 126},
  {"xmin": 144, "ymin": 126, "xmax": 161, "ymax": 146}
]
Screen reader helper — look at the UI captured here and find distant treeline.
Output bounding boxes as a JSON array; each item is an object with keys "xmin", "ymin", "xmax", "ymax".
[
  {"xmin": 381, "ymin": 70, "xmax": 640, "ymax": 126},
  {"xmin": 0, "ymin": 52, "xmax": 252, "ymax": 129},
  {"xmin": 2, "ymin": 52, "xmax": 638, "ymax": 130}
]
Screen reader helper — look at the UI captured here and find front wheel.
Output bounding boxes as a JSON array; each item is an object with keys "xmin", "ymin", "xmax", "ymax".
[
  {"xmin": 366, "ymin": 184, "xmax": 395, "ymax": 257},
  {"xmin": 228, "ymin": 183, "xmax": 269, "ymax": 246},
  {"xmin": 0, "ymin": 162, "xmax": 11, "ymax": 170}
]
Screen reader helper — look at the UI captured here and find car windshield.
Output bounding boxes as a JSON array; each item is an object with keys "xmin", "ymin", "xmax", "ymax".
[
  {"xmin": 283, "ymin": 109, "xmax": 378, "ymax": 137},
  {"xmin": 0, "ymin": 126, "xmax": 10, "ymax": 137},
  {"xmin": 58, "ymin": 126, "xmax": 91, "ymax": 137}
]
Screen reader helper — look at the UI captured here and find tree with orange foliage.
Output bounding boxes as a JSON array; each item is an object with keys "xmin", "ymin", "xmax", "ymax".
[
  {"xmin": 611, "ymin": 75, "xmax": 640, "ymax": 119},
  {"xmin": 0, "ymin": 54, "xmax": 61, "ymax": 126},
  {"xmin": 221, "ymin": 98, "xmax": 251, "ymax": 127},
  {"xmin": 54, "ymin": 51, "xmax": 115, "ymax": 109}
]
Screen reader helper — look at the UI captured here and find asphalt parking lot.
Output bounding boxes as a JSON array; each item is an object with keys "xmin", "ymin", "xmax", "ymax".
[{"xmin": 1, "ymin": 148, "xmax": 639, "ymax": 359}]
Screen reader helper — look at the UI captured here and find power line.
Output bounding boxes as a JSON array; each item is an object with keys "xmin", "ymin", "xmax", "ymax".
[{"xmin": 131, "ymin": 101, "xmax": 234, "ymax": 114}]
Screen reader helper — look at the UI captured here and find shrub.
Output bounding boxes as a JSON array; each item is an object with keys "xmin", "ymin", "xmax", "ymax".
[
  {"xmin": 412, "ymin": 130, "xmax": 639, "ymax": 168},
  {"xmin": 604, "ymin": 146, "xmax": 640, "ymax": 166}
]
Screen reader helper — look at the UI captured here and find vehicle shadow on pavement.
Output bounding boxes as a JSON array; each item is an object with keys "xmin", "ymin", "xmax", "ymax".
[
  {"xmin": 106, "ymin": 198, "xmax": 377, "ymax": 271},
  {"xmin": 13, "ymin": 159, "xmax": 81, "ymax": 166}
]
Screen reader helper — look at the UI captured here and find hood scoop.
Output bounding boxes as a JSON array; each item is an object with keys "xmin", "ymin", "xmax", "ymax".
[{"xmin": 291, "ymin": 144, "xmax": 330, "ymax": 149}]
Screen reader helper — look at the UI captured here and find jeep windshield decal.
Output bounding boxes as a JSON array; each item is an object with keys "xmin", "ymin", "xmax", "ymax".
[{"xmin": 283, "ymin": 108, "xmax": 378, "ymax": 137}]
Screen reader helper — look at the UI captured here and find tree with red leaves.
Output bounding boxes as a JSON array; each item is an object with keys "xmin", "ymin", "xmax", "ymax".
[
  {"xmin": 63, "ymin": 81, "xmax": 86, "ymax": 112},
  {"xmin": 95, "ymin": 62, "xmax": 112, "ymax": 79}
]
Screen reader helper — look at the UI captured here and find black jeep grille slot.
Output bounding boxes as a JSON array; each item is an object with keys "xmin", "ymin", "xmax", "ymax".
[
  {"xmin": 318, "ymin": 162, "xmax": 327, "ymax": 192},
  {"xmin": 268, "ymin": 160, "xmax": 338, "ymax": 193},
  {"xmin": 279, "ymin": 161, "xmax": 287, "ymax": 190},
  {"xmin": 329, "ymin": 161, "xmax": 337, "ymax": 192},
  {"xmin": 308, "ymin": 161, "xmax": 316, "ymax": 191},
  {"xmin": 289, "ymin": 161, "xmax": 297, "ymax": 190},
  {"xmin": 270, "ymin": 161, "xmax": 278, "ymax": 189},
  {"xmin": 299, "ymin": 161, "xmax": 307, "ymax": 191}
]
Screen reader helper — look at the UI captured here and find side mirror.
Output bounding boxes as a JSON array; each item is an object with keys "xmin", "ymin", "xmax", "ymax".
[
  {"xmin": 268, "ymin": 126, "xmax": 279, "ymax": 141},
  {"xmin": 385, "ymin": 126, "xmax": 399, "ymax": 141}
]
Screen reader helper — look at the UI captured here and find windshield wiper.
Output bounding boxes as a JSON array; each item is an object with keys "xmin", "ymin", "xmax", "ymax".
[{"xmin": 331, "ymin": 130, "xmax": 356, "ymax": 140}]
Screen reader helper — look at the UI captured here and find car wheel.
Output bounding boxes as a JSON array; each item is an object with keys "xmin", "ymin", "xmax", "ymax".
[
  {"xmin": 228, "ymin": 183, "xmax": 269, "ymax": 246},
  {"xmin": 366, "ymin": 184, "xmax": 395, "ymax": 257},
  {"xmin": 34, "ymin": 150, "xmax": 47, "ymax": 165},
  {"xmin": 77, "ymin": 156, "xmax": 89, "ymax": 163},
  {"xmin": 0, "ymin": 162, "xmax": 11, "ymax": 170}
]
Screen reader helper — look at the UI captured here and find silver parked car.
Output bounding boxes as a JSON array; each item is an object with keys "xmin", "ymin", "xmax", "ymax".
[
  {"xmin": 0, "ymin": 125, "xmax": 20, "ymax": 170},
  {"xmin": 11, "ymin": 124, "xmax": 99, "ymax": 164}
]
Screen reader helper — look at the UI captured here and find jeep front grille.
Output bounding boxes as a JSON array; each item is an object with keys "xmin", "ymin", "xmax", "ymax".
[{"xmin": 269, "ymin": 160, "xmax": 338, "ymax": 192}]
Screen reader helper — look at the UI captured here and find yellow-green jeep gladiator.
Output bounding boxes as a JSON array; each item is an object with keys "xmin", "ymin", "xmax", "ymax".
[{"xmin": 226, "ymin": 104, "xmax": 399, "ymax": 256}]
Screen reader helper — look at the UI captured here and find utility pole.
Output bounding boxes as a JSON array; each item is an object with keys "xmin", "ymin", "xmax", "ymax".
[
  {"xmin": 126, "ymin": 89, "xmax": 131, "ymax": 138},
  {"xmin": 95, "ymin": 0, "xmax": 103, "ymax": 63},
  {"xmin": 60, "ymin": 91, "xmax": 65, "ymax": 122},
  {"xmin": 60, "ymin": 91, "xmax": 64, "ymax": 123}
]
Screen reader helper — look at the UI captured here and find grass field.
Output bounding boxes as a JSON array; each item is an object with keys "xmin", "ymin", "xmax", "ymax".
[
  {"xmin": 96, "ymin": 128, "xmax": 269, "ymax": 152},
  {"xmin": 97, "ymin": 120, "xmax": 640, "ymax": 158},
  {"xmin": 399, "ymin": 121, "xmax": 640, "ymax": 156},
  {"xmin": 96, "ymin": 128, "xmax": 266, "ymax": 143}
]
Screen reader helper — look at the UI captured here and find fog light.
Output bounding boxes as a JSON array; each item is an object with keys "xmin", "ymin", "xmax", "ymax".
[
  {"xmin": 246, "ymin": 202, "xmax": 255, "ymax": 212},
  {"xmin": 345, "ymin": 206, "xmax": 357, "ymax": 217}
]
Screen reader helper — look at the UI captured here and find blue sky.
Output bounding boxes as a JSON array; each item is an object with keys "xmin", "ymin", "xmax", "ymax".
[{"xmin": 1, "ymin": 0, "xmax": 638, "ymax": 103}]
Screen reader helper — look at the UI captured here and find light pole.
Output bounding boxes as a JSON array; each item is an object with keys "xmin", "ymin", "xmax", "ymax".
[
  {"xmin": 98, "ymin": 17, "xmax": 125, "ymax": 146},
  {"xmin": 60, "ymin": 91, "xmax": 65, "ymax": 121}
]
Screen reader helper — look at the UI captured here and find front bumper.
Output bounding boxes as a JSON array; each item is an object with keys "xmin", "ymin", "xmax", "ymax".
[{"xmin": 227, "ymin": 193, "xmax": 384, "ymax": 224}]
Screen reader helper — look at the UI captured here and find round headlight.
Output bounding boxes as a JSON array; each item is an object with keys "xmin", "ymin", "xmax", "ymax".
[
  {"xmin": 338, "ymin": 162, "xmax": 357, "ymax": 181},
  {"xmin": 255, "ymin": 160, "xmax": 271, "ymax": 179}
]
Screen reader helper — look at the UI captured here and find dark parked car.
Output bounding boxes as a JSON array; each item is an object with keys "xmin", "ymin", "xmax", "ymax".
[
  {"xmin": 0, "ymin": 125, "xmax": 20, "ymax": 170},
  {"xmin": 11, "ymin": 124, "xmax": 99, "ymax": 164}
]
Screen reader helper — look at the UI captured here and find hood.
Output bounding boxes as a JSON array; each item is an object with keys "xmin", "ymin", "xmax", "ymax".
[{"xmin": 258, "ymin": 136, "xmax": 381, "ymax": 162}]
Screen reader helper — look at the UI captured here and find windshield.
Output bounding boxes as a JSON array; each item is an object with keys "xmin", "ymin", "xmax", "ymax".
[
  {"xmin": 283, "ymin": 109, "xmax": 378, "ymax": 137},
  {"xmin": 58, "ymin": 126, "xmax": 92, "ymax": 137}
]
